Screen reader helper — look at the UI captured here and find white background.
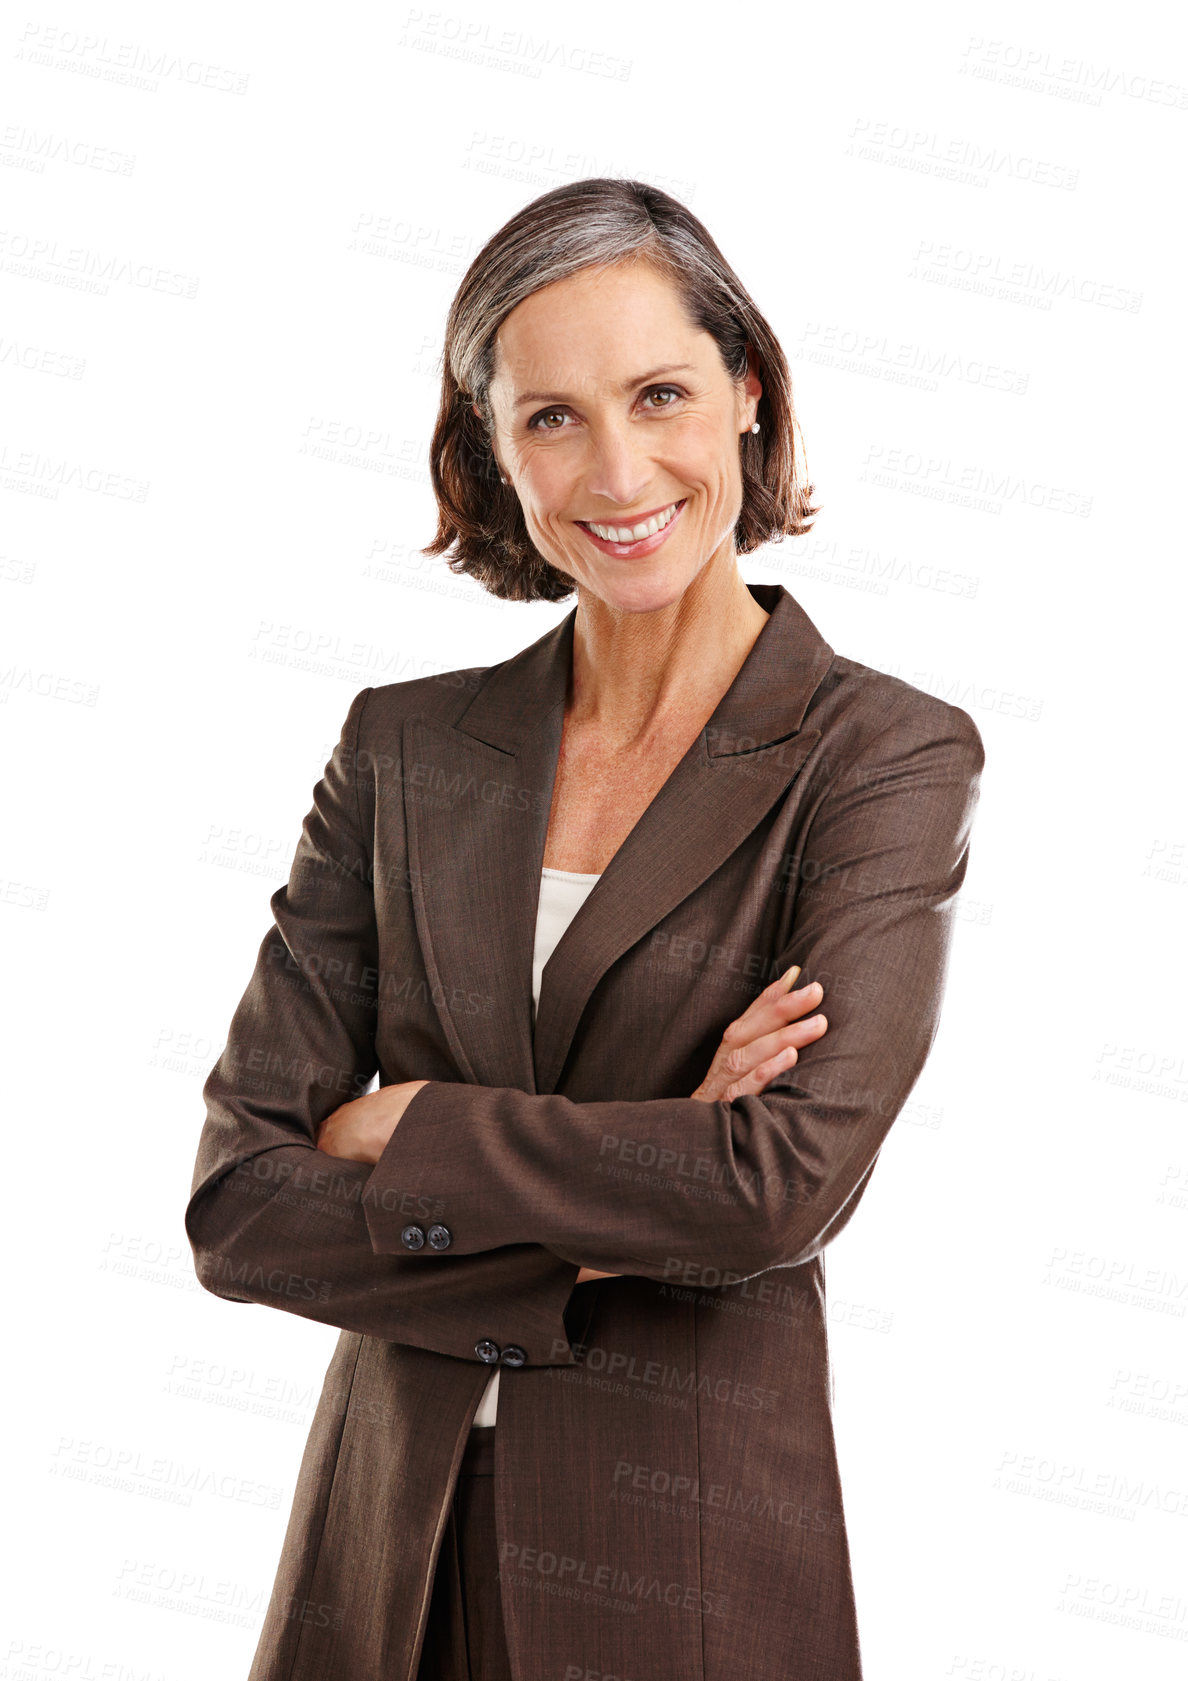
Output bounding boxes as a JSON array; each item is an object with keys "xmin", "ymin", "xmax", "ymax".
[{"xmin": 3, "ymin": 2, "xmax": 1186, "ymax": 1676}]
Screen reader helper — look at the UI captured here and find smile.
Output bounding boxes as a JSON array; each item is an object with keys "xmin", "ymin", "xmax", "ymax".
[{"xmin": 575, "ymin": 499, "xmax": 687, "ymax": 555}]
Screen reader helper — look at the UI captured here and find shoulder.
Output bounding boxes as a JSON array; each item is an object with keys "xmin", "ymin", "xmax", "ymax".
[
  {"xmin": 808, "ymin": 652, "xmax": 985, "ymax": 776},
  {"xmin": 346, "ymin": 608, "xmax": 571, "ymax": 752},
  {"xmin": 343, "ymin": 659, "xmax": 495, "ymax": 742}
]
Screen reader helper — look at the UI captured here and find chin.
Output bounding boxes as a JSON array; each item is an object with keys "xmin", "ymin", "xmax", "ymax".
[
  {"xmin": 556, "ymin": 540, "xmax": 710, "ymax": 612},
  {"xmin": 574, "ymin": 567, "xmax": 695, "ymax": 616}
]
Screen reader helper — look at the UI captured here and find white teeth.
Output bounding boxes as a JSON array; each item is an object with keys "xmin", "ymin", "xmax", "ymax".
[{"xmin": 586, "ymin": 501, "xmax": 680, "ymax": 543}]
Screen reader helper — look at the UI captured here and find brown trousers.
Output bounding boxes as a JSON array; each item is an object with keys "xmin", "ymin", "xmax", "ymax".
[{"xmin": 415, "ymin": 1427, "xmax": 512, "ymax": 1680}]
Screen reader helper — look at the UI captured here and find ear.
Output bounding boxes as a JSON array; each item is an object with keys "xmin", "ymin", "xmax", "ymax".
[{"xmin": 741, "ymin": 345, "xmax": 763, "ymax": 426}]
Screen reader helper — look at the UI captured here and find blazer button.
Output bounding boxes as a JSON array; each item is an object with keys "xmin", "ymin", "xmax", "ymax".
[
  {"xmin": 499, "ymin": 1344, "xmax": 527, "ymax": 1368},
  {"xmin": 426, "ymin": 1223, "xmax": 452, "ymax": 1250},
  {"xmin": 400, "ymin": 1224, "xmax": 425, "ymax": 1250},
  {"xmin": 475, "ymin": 1339, "xmax": 501, "ymax": 1364}
]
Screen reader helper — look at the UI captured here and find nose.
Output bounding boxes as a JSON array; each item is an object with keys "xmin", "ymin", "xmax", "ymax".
[{"xmin": 582, "ymin": 416, "xmax": 655, "ymax": 511}]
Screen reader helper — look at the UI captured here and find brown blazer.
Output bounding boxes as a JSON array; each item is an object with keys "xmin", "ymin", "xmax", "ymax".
[{"xmin": 186, "ymin": 580, "xmax": 984, "ymax": 1680}]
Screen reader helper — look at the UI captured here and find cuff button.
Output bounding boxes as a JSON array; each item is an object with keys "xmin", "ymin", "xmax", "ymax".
[
  {"xmin": 426, "ymin": 1223, "xmax": 452, "ymax": 1250},
  {"xmin": 475, "ymin": 1339, "xmax": 501, "ymax": 1364},
  {"xmin": 499, "ymin": 1344, "xmax": 527, "ymax": 1368},
  {"xmin": 400, "ymin": 1224, "xmax": 425, "ymax": 1250}
]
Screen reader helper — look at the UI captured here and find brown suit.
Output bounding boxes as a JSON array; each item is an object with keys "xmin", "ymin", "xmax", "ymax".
[{"xmin": 186, "ymin": 581, "xmax": 984, "ymax": 1680}]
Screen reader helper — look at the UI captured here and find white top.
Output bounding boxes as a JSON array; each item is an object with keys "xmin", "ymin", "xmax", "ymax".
[{"xmin": 471, "ymin": 866, "xmax": 601, "ymax": 1430}]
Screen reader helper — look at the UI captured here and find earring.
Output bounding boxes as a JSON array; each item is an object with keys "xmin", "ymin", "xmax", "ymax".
[
  {"xmin": 750, "ymin": 421, "xmax": 760, "ymax": 434},
  {"xmin": 500, "ymin": 474, "xmax": 509, "ymax": 484}
]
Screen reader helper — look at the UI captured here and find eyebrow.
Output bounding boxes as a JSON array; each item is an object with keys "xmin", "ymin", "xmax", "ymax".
[{"xmin": 512, "ymin": 363, "xmax": 697, "ymax": 409}]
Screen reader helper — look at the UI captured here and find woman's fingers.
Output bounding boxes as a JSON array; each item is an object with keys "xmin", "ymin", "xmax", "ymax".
[
  {"xmin": 713, "ymin": 1032, "xmax": 817, "ymax": 1102},
  {"xmin": 691, "ymin": 973, "xmax": 830, "ymax": 1103},
  {"xmin": 721, "ymin": 978, "xmax": 825, "ymax": 1050},
  {"xmin": 711, "ymin": 1012, "xmax": 827, "ymax": 1094},
  {"xmin": 723, "ymin": 966, "xmax": 804, "ymax": 1037},
  {"xmin": 729, "ymin": 1013, "xmax": 828, "ymax": 1072},
  {"xmin": 689, "ymin": 966, "xmax": 830, "ymax": 1104}
]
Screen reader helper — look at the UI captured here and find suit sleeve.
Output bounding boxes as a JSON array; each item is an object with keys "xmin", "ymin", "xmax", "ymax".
[
  {"xmin": 361, "ymin": 699, "xmax": 985, "ymax": 1286},
  {"xmin": 184, "ymin": 686, "xmax": 582, "ymax": 1367}
]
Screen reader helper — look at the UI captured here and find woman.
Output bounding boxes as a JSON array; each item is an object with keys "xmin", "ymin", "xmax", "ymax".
[{"xmin": 187, "ymin": 178, "xmax": 984, "ymax": 1681}]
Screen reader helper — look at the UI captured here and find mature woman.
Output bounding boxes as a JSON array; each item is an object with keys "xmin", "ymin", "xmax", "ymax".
[{"xmin": 187, "ymin": 177, "xmax": 984, "ymax": 1681}]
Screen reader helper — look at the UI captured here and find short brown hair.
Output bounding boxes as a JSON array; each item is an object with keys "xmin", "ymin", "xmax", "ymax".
[{"xmin": 423, "ymin": 177, "xmax": 819, "ymax": 604}]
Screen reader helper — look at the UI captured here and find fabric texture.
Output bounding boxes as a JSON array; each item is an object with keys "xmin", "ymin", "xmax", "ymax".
[
  {"xmin": 415, "ymin": 1427, "xmax": 511, "ymax": 1681},
  {"xmin": 475, "ymin": 866, "xmax": 602, "ymax": 1429},
  {"xmin": 186, "ymin": 582, "xmax": 985, "ymax": 1681}
]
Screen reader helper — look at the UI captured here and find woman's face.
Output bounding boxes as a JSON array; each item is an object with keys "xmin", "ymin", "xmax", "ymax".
[{"xmin": 481, "ymin": 260, "xmax": 761, "ymax": 616}]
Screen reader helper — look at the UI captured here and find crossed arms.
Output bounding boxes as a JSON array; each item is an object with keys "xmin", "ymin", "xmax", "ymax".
[{"xmin": 185, "ymin": 684, "xmax": 984, "ymax": 1367}]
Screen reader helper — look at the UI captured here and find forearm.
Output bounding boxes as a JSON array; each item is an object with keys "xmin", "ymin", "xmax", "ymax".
[
  {"xmin": 186, "ymin": 1135, "xmax": 583, "ymax": 1366},
  {"xmin": 362, "ymin": 1079, "xmax": 890, "ymax": 1285}
]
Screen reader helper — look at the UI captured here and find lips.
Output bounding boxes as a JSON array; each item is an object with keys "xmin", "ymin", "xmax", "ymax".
[
  {"xmin": 575, "ymin": 498, "xmax": 688, "ymax": 556},
  {"xmin": 578, "ymin": 500, "xmax": 684, "ymax": 543}
]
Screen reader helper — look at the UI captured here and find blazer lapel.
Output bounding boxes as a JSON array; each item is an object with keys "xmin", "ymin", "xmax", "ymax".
[
  {"xmin": 401, "ymin": 583, "xmax": 834, "ymax": 1100},
  {"xmin": 401, "ymin": 613, "xmax": 572, "ymax": 1097}
]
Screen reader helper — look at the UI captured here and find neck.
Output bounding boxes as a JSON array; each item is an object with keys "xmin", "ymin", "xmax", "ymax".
[{"xmin": 567, "ymin": 551, "xmax": 771, "ymax": 748}]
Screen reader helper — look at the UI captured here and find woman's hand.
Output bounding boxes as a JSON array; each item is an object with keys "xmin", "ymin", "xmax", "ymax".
[
  {"xmin": 691, "ymin": 965, "xmax": 827, "ymax": 1103},
  {"xmin": 316, "ymin": 1080, "xmax": 430, "ymax": 1165}
]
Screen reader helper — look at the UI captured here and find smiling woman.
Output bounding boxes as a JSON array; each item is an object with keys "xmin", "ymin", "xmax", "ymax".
[
  {"xmin": 187, "ymin": 176, "xmax": 985, "ymax": 1681},
  {"xmin": 424, "ymin": 176, "xmax": 817, "ymax": 604},
  {"xmin": 488, "ymin": 263, "xmax": 767, "ymax": 634}
]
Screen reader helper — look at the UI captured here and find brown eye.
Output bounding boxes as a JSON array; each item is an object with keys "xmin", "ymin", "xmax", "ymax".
[{"xmin": 528, "ymin": 408, "xmax": 569, "ymax": 432}]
